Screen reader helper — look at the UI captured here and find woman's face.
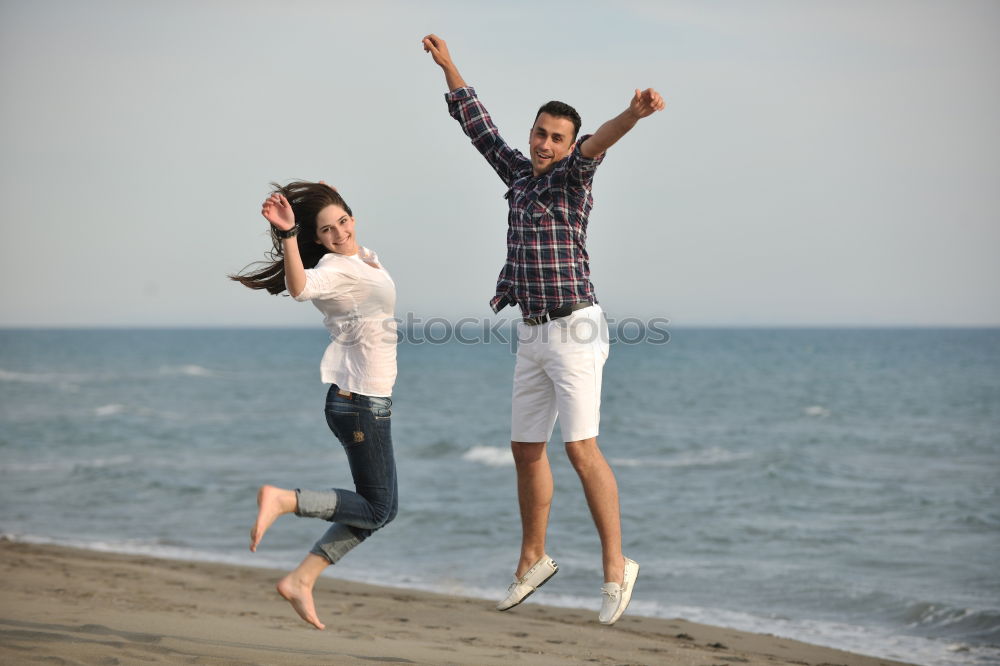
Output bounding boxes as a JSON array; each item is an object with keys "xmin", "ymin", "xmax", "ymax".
[{"xmin": 314, "ymin": 204, "xmax": 358, "ymax": 255}]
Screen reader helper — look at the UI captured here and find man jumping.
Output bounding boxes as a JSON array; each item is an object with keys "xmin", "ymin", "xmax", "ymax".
[{"xmin": 423, "ymin": 33, "xmax": 665, "ymax": 625}]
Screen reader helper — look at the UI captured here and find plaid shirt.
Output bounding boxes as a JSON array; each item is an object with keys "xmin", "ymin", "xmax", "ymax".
[{"xmin": 446, "ymin": 87, "xmax": 605, "ymax": 318}]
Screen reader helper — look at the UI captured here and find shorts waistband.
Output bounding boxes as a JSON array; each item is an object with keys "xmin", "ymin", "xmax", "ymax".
[{"xmin": 522, "ymin": 301, "xmax": 593, "ymax": 326}]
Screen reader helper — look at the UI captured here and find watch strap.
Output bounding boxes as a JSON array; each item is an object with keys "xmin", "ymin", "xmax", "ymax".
[{"xmin": 274, "ymin": 224, "xmax": 299, "ymax": 239}]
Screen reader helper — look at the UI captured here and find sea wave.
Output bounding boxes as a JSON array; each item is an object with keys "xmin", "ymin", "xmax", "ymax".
[
  {"xmin": 629, "ymin": 600, "xmax": 1000, "ymax": 666},
  {"xmin": 0, "ymin": 368, "xmax": 84, "ymax": 390},
  {"xmin": 0, "ymin": 456, "xmax": 135, "ymax": 474},
  {"xmin": 461, "ymin": 445, "xmax": 514, "ymax": 467},
  {"xmin": 0, "ymin": 369, "xmax": 51, "ymax": 383},
  {"xmin": 611, "ymin": 447, "xmax": 753, "ymax": 469},
  {"xmin": 95, "ymin": 404, "xmax": 125, "ymax": 417},
  {"xmin": 462, "ymin": 445, "xmax": 755, "ymax": 470},
  {"xmin": 902, "ymin": 601, "xmax": 1000, "ymax": 644},
  {"xmin": 158, "ymin": 364, "xmax": 216, "ymax": 378},
  {"xmin": 0, "ymin": 532, "xmax": 263, "ymax": 569},
  {"xmin": 803, "ymin": 405, "xmax": 832, "ymax": 417}
]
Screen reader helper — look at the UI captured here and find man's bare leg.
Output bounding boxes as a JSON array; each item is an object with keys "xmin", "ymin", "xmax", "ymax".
[
  {"xmin": 511, "ymin": 441, "xmax": 553, "ymax": 577},
  {"xmin": 250, "ymin": 485, "xmax": 298, "ymax": 552},
  {"xmin": 565, "ymin": 437, "xmax": 625, "ymax": 584},
  {"xmin": 276, "ymin": 553, "xmax": 329, "ymax": 630}
]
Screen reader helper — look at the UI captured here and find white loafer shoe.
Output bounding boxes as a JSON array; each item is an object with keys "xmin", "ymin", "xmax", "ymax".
[
  {"xmin": 599, "ymin": 557, "xmax": 639, "ymax": 625},
  {"xmin": 496, "ymin": 555, "xmax": 559, "ymax": 611}
]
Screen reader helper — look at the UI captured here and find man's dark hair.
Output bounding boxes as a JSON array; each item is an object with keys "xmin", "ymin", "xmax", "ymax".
[{"xmin": 534, "ymin": 101, "xmax": 581, "ymax": 141}]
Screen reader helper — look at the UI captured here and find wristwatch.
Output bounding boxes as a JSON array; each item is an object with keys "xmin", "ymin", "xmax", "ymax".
[{"xmin": 274, "ymin": 224, "xmax": 299, "ymax": 239}]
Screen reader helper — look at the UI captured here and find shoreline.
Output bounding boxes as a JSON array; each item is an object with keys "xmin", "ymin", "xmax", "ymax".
[{"xmin": 0, "ymin": 540, "xmax": 916, "ymax": 665}]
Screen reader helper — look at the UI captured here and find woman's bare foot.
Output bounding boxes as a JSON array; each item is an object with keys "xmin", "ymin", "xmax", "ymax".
[
  {"xmin": 276, "ymin": 571, "xmax": 326, "ymax": 630},
  {"xmin": 249, "ymin": 485, "xmax": 297, "ymax": 552}
]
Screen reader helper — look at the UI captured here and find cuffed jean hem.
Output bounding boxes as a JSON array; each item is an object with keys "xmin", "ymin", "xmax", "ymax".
[
  {"xmin": 310, "ymin": 524, "xmax": 365, "ymax": 565},
  {"xmin": 295, "ymin": 488, "xmax": 338, "ymax": 521}
]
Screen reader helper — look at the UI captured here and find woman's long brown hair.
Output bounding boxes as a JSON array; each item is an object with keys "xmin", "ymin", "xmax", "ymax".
[{"xmin": 229, "ymin": 182, "xmax": 353, "ymax": 295}]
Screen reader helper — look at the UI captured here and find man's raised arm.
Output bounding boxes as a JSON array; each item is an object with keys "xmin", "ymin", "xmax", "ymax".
[
  {"xmin": 580, "ymin": 88, "xmax": 666, "ymax": 159},
  {"xmin": 422, "ymin": 34, "xmax": 467, "ymax": 91}
]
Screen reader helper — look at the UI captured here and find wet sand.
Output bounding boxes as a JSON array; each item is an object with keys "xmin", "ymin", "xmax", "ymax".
[{"xmin": 0, "ymin": 540, "xmax": 915, "ymax": 665}]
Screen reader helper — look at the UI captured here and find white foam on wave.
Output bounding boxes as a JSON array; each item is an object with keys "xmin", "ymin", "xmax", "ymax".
[
  {"xmin": 0, "ymin": 455, "xmax": 134, "ymax": 474},
  {"xmin": 0, "ymin": 368, "xmax": 83, "ymax": 390},
  {"xmin": 0, "ymin": 532, "xmax": 265, "ymax": 570},
  {"xmin": 803, "ymin": 405, "xmax": 831, "ymax": 417},
  {"xmin": 95, "ymin": 404, "xmax": 125, "ymax": 417},
  {"xmin": 158, "ymin": 364, "xmax": 215, "ymax": 378},
  {"xmin": 0, "ymin": 369, "xmax": 49, "ymax": 383},
  {"xmin": 532, "ymin": 593, "xmax": 997, "ymax": 666},
  {"xmin": 611, "ymin": 446, "xmax": 753, "ymax": 469},
  {"xmin": 461, "ymin": 445, "xmax": 514, "ymax": 467}
]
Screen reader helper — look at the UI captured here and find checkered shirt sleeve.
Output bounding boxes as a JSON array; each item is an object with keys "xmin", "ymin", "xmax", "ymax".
[{"xmin": 446, "ymin": 87, "xmax": 606, "ymax": 318}]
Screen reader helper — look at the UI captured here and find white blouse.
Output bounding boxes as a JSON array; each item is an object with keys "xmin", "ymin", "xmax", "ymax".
[{"xmin": 292, "ymin": 247, "xmax": 397, "ymax": 397}]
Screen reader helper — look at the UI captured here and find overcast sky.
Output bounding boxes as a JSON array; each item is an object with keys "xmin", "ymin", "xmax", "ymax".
[{"xmin": 2, "ymin": 0, "xmax": 998, "ymax": 327}]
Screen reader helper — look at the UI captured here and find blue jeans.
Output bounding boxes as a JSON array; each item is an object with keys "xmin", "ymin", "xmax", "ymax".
[{"xmin": 295, "ymin": 385, "xmax": 398, "ymax": 564}]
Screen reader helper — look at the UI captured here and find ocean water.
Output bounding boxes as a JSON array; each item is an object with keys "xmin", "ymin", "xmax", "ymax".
[{"xmin": 1, "ymin": 327, "xmax": 998, "ymax": 665}]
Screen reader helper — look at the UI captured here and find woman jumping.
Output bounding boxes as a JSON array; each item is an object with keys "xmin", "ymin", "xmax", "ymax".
[{"xmin": 231, "ymin": 182, "xmax": 398, "ymax": 629}]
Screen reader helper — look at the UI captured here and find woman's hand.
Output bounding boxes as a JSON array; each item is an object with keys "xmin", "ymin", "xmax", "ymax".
[{"xmin": 261, "ymin": 193, "xmax": 295, "ymax": 231}]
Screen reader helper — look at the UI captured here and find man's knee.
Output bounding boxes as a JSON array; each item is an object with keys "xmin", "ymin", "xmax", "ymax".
[
  {"xmin": 565, "ymin": 437, "xmax": 603, "ymax": 471},
  {"xmin": 511, "ymin": 441, "xmax": 547, "ymax": 466}
]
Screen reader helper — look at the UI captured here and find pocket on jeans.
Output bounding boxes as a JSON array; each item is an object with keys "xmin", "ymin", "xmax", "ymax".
[
  {"xmin": 326, "ymin": 410, "xmax": 366, "ymax": 445},
  {"xmin": 369, "ymin": 396, "xmax": 392, "ymax": 420}
]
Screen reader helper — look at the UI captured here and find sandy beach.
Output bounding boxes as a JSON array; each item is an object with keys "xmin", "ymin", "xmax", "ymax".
[{"xmin": 0, "ymin": 540, "xmax": 917, "ymax": 666}]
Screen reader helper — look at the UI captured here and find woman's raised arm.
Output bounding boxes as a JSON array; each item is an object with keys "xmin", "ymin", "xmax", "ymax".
[{"xmin": 261, "ymin": 192, "xmax": 306, "ymax": 298}]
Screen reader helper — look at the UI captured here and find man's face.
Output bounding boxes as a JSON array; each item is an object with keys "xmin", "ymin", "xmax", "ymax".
[{"xmin": 528, "ymin": 112, "xmax": 576, "ymax": 176}]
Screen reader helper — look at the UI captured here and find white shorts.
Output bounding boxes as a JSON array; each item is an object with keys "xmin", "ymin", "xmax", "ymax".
[{"xmin": 511, "ymin": 304, "xmax": 610, "ymax": 443}]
